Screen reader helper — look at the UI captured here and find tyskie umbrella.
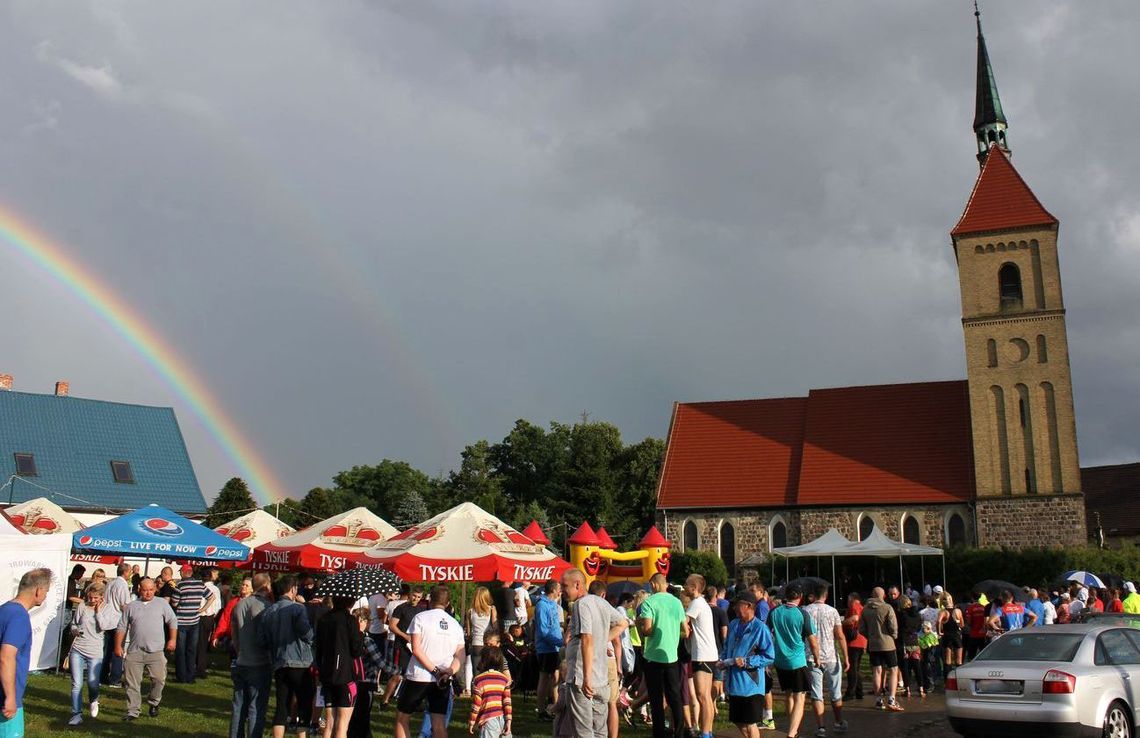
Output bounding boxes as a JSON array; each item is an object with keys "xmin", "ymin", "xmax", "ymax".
[
  {"xmin": 314, "ymin": 568, "xmax": 402, "ymax": 600},
  {"xmin": 4, "ymin": 497, "xmax": 121, "ymax": 565},
  {"xmin": 1063, "ymin": 571, "xmax": 1106, "ymax": 589},
  {"xmin": 249, "ymin": 507, "xmax": 398, "ymax": 573},
  {"xmin": 353, "ymin": 501, "xmax": 572, "ymax": 582},
  {"xmin": 72, "ymin": 504, "xmax": 249, "ymax": 561},
  {"xmin": 181, "ymin": 509, "xmax": 296, "ymax": 567}
]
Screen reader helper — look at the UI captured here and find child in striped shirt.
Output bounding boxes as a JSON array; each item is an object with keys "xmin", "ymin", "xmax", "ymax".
[{"xmin": 468, "ymin": 646, "xmax": 512, "ymax": 737}]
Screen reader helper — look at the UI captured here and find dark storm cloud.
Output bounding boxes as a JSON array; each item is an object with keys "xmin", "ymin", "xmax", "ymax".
[{"xmin": 1, "ymin": 0, "xmax": 1136, "ymax": 502}]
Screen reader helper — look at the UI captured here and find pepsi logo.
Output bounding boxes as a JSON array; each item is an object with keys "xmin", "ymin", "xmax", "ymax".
[
  {"xmin": 78, "ymin": 535, "xmax": 93, "ymax": 546},
  {"xmin": 204, "ymin": 546, "xmax": 218, "ymax": 556},
  {"xmin": 143, "ymin": 518, "xmax": 184, "ymax": 537}
]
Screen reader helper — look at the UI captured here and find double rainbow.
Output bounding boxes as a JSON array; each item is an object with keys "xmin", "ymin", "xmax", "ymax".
[{"xmin": 0, "ymin": 204, "xmax": 287, "ymax": 505}]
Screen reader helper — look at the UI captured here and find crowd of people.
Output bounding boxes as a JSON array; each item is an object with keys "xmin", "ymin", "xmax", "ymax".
[{"xmin": 3, "ymin": 562, "xmax": 1138, "ymax": 738}]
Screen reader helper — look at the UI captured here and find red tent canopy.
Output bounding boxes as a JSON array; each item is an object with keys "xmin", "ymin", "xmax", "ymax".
[
  {"xmin": 353, "ymin": 502, "xmax": 572, "ymax": 582},
  {"xmin": 248, "ymin": 507, "xmax": 398, "ymax": 573}
]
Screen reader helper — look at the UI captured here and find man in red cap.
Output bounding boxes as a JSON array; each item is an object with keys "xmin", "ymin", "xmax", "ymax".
[{"xmin": 170, "ymin": 565, "xmax": 208, "ymax": 684}]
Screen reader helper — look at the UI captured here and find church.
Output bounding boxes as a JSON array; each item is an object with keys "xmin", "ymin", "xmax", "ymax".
[{"xmin": 653, "ymin": 12, "xmax": 1134, "ymax": 569}]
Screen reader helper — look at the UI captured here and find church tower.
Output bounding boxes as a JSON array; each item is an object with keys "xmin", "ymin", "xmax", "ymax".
[{"xmin": 952, "ymin": 7, "xmax": 1086, "ymax": 547}]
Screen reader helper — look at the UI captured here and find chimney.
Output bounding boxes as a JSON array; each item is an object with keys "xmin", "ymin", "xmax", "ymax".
[
  {"xmin": 0, "ymin": 374, "xmax": 12, "ymax": 391},
  {"xmin": 54, "ymin": 381, "xmax": 69, "ymax": 397}
]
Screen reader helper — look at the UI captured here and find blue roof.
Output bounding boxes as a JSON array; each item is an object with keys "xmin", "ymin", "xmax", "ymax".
[{"xmin": 0, "ymin": 390, "xmax": 207, "ymax": 514}]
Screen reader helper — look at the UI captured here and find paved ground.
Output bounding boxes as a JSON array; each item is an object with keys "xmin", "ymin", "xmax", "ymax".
[{"xmin": 716, "ymin": 692, "xmax": 954, "ymax": 738}]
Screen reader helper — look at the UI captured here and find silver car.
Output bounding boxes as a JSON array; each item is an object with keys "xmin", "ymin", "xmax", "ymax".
[{"xmin": 947, "ymin": 624, "xmax": 1140, "ymax": 738}]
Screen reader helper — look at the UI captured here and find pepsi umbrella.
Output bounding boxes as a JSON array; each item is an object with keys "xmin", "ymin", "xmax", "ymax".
[
  {"xmin": 1063, "ymin": 571, "xmax": 1106, "ymax": 589},
  {"xmin": 314, "ymin": 567, "xmax": 402, "ymax": 600},
  {"xmin": 72, "ymin": 505, "xmax": 249, "ymax": 562}
]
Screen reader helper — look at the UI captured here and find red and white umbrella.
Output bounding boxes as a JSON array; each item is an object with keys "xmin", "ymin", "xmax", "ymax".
[
  {"xmin": 352, "ymin": 502, "xmax": 572, "ymax": 582},
  {"xmin": 180, "ymin": 509, "xmax": 295, "ymax": 567},
  {"xmin": 4, "ymin": 497, "xmax": 120, "ymax": 565},
  {"xmin": 249, "ymin": 506, "xmax": 398, "ymax": 573}
]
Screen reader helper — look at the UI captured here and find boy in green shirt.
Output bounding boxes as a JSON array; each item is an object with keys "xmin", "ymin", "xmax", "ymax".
[{"xmin": 637, "ymin": 574, "xmax": 689, "ymax": 738}]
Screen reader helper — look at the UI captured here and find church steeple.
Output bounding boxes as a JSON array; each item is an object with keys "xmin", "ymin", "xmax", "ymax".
[{"xmin": 973, "ymin": 2, "xmax": 1009, "ymax": 166}]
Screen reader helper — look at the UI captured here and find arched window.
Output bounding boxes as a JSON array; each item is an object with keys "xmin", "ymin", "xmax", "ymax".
[
  {"xmin": 858, "ymin": 515, "xmax": 875, "ymax": 541},
  {"xmin": 720, "ymin": 522, "xmax": 736, "ymax": 574},
  {"xmin": 902, "ymin": 515, "xmax": 921, "ymax": 545},
  {"xmin": 999, "ymin": 263, "xmax": 1023, "ymax": 309},
  {"xmin": 682, "ymin": 521, "xmax": 698, "ymax": 552},
  {"xmin": 770, "ymin": 519, "xmax": 787, "ymax": 551},
  {"xmin": 946, "ymin": 513, "xmax": 966, "ymax": 547}
]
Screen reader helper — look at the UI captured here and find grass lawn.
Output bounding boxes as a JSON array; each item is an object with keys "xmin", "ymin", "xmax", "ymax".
[{"xmin": 22, "ymin": 655, "xmax": 759, "ymax": 737}]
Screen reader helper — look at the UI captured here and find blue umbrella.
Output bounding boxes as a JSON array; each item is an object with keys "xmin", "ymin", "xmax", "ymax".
[
  {"xmin": 72, "ymin": 505, "xmax": 249, "ymax": 561},
  {"xmin": 1063, "ymin": 570, "xmax": 1106, "ymax": 588}
]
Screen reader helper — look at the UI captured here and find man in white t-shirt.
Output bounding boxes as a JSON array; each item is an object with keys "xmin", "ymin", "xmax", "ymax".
[
  {"xmin": 394, "ymin": 585, "xmax": 464, "ymax": 738},
  {"xmin": 684, "ymin": 574, "xmax": 718, "ymax": 738},
  {"xmin": 513, "ymin": 582, "xmax": 530, "ymax": 626},
  {"xmin": 367, "ymin": 590, "xmax": 389, "ymax": 648},
  {"xmin": 803, "ymin": 584, "xmax": 848, "ymax": 736}
]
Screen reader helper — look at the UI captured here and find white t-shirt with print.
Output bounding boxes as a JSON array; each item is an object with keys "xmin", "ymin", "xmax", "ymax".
[
  {"xmin": 367, "ymin": 593, "xmax": 389, "ymax": 635},
  {"xmin": 405, "ymin": 608, "xmax": 465, "ymax": 683},
  {"xmin": 686, "ymin": 596, "xmax": 720, "ymax": 662},
  {"xmin": 803, "ymin": 602, "xmax": 843, "ymax": 666}
]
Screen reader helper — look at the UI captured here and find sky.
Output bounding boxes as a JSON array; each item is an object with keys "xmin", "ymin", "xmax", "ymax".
[{"xmin": 2, "ymin": 1, "xmax": 1138, "ymax": 505}]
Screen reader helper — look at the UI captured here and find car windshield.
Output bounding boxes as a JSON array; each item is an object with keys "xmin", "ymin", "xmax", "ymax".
[{"xmin": 975, "ymin": 632, "xmax": 1085, "ymax": 662}]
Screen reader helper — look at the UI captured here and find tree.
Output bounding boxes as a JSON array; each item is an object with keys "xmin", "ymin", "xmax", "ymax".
[
  {"xmin": 393, "ymin": 490, "xmax": 430, "ymax": 528},
  {"xmin": 614, "ymin": 437, "xmax": 666, "ymax": 542},
  {"xmin": 332, "ymin": 460, "xmax": 431, "ymax": 520},
  {"xmin": 671, "ymin": 550, "xmax": 730, "ymax": 588},
  {"xmin": 264, "ymin": 498, "xmax": 306, "ymax": 530},
  {"xmin": 445, "ymin": 441, "xmax": 505, "ymax": 515},
  {"xmin": 298, "ymin": 487, "xmax": 343, "ymax": 523},
  {"xmin": 205, "ymin": 477, "xmax": 256, "ymax": 529}
]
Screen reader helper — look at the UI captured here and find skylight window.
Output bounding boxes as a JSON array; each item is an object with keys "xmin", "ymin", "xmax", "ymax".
[
  {"xmin": 110, "ymin": 460, "xmax": 134, "ymax": 484},
  {"xmin": 14, "ymin": 453, "xmax": 36, "ymax": 477}
]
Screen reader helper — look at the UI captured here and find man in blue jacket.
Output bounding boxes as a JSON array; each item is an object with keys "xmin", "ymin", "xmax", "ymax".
[
  {"xmin": 259, "ymin": 576, "xmax": 314, "ymax": 738},
  {"xmin": 534, "ymin": 579, "xmax": 563, "ymax": 720},
  {"xmin": 719, "ymin": 592, "xmax": 775, "ymax": 738}
]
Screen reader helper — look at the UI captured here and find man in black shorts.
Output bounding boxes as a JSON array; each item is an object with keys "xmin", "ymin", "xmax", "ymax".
[
  {"xmin": 769, "ymin": 583, "xmax": 820, "ymax": 738},
  {"xmin": 383, "ymin": 587, "xmax": 424, "ymax": 705},
  {"xmin": 394, "ymin": 586, "xmax": 465, "ymax": 738},
  {"xmin": 858, "ymin": 587, "xmax": 903, "ymax": 712}
]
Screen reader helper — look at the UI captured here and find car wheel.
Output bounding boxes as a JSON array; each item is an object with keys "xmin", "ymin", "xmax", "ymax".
[{"xmin": 1104, "ymin": 701, "xmax": 1133, "ymax": 738}]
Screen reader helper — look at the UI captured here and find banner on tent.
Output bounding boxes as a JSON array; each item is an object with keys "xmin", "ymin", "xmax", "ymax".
[{"xmin": 0, "ymin": 536, "xmax": 71, "ymax": 671}]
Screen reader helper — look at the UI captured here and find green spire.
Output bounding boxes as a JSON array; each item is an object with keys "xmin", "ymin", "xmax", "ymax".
[{"xmin": 972, "ymin": 2, "xmax": 1010, "ymax": 164}]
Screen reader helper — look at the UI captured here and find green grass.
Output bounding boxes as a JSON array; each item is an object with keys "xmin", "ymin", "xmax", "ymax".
[{"xmin": 21, "ymin": 655, "xmax": 753, "ymax": 737}]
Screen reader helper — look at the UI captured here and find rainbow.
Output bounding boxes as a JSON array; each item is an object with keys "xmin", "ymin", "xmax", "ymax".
[{"xmin": 0, "ymin": 203, "xmax": 289, "ymax": 506}]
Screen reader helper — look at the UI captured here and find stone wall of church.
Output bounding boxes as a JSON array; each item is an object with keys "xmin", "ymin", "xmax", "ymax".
[
  {"xmin": 660, "ymin": 503, "xmax": 974, "ymax": 577},
  {"xmin": 975, "ymin": 494, "xmax": 1086, "ymax": 548}
]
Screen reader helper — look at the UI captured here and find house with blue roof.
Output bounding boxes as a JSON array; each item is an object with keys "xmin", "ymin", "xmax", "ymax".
[{"xmin": 0, "ymin": 375, "xmax": 207, "ymax": 515}]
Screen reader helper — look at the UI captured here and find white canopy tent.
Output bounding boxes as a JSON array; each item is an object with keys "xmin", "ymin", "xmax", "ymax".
[{"xmin": 771, "ymin": 526, "xmax": 945, "ymax": 593}]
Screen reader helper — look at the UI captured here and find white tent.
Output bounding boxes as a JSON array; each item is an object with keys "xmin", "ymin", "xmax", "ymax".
[
  {"xmin": 0, "ymin": 515, "xmax": 72, "ymax": 671},
  {"xmin": 770, "ymin": 526, "xmax": 945, "ymax": 592}
]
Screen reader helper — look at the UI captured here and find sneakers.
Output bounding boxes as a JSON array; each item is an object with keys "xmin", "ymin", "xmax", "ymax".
[
  {"xmin": 875, "ymin": 697, "xmax": 884, "ymax": 710},
  {"xmin": 834, "ymin": 720, "xmax": 849, "ymax": 733},
  {"xmin": 886, "ymin": 700, "xmax": 905, "ymax": 712},
  {"xmin": 814, "ymin": 727, "xmax": 828, "ymax": 737},
  {"xmin": 148, "ymin": 704, "xmax": 160, "ymax": 717},
  {"xmin": 69, "ymin": 714, "xmax": 83, "ymax": 726},
  {"xmin": 90, "ymin": 700, "xmax": 99, "ymax": 718},
  {"xmin": 761, "ymin": 718, "xmax": 777, "ymax": 730}
]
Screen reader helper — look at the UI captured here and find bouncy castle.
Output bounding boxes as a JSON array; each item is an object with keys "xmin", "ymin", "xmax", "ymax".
[{"xmin": 568, "ymin": 521, "xmax": 670, "ymax": 587}]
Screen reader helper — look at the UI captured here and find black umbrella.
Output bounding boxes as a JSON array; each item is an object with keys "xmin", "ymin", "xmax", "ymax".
[
  {"xmin": 973, "ymin": 579, "xmax": 1028, "ymax": 603},
  {"xmin": 1099, "ymin": 573, "xmax": 1126, "ymax": 591},
  {"xmin": 315, "ymin": 567, "xmax": 402, "ymax": 600},
  {"xmin": 776, "ymin": 577, "xmax": 830, "ymax": 599}
]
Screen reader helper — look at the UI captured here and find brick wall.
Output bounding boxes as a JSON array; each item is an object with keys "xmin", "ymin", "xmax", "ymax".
[{"xmin": 975, "ymin": 494, "xmax": 1087, "ymax": 548}]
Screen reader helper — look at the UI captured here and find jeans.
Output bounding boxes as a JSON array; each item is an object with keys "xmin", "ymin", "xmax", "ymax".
[
  {"xmin": 644, "ymin": 660, "xmax": 685, "ymax": 738},
  {"xmin": 844, "ymin": 647, "xmax": 864, "ymax": 699},
  {"xmin": 230, "ymin": 664, "xmax": 272, "ymax": 738},
  {"xmin": 196, "ymin": 615, "xmax": 216, "ymax": 678},
  {"xmin": 99, "ymin": 630, "xmax": 123, "ymax": 685},
  {"xmin": 477, "ymin": 715, "xmax": 504, "ymax": 738},
  {"xmin": 419, "ymin": 689, "xmax": 453, "ymax": 737},
  {"xmin": 175, "ymin": 623, "xmax": 200, "ymax": 683},
  {"xmin": 70, "ymin": 650, "xmax": 103, "ymax": 715}
]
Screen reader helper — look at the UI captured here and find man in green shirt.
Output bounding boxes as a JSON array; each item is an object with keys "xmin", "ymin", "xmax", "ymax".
[
  {"xmin": 1123, "ymin": 583, "xmax": 1140, "ymax": 614},
  {"xmin": 637, "ymin": 574, "xmax": 689, "ymax": 738}
]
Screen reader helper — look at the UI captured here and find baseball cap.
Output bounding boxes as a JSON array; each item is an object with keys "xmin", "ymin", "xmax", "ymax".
[
  {"xmin": 180, "ymin": 564, "xmax": 193, "ymax": 576},
  {"xmin": 733, "ymin": 591, "xmax": 758, "ymax": 607},
  {"xmin": 932, "ymin": 585, "xmax": 943, "ymax": 594},
  {"xmin": 1077, "ymin": 588, "xmax": 1089, "ymax": 602},
  {"xmin": 1126, "ymin": 582, "xmax": 1136, "ymax": 594}
]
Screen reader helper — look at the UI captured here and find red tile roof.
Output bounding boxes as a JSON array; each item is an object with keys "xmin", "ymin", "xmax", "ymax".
[
  {"xmin": 657, "ymin": 381, "xmax": 976, "ymax": 509},
  {"xmin": 656, "ymin": 397, "xmax": 808, "ymax": 510},
  {"xmin": 796, "ymin": 381, "xmax": 976, "ymax": 505},
  {"xmin": 951, "ymin": 146, "xmax": 1057, "ymax": 237}
]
